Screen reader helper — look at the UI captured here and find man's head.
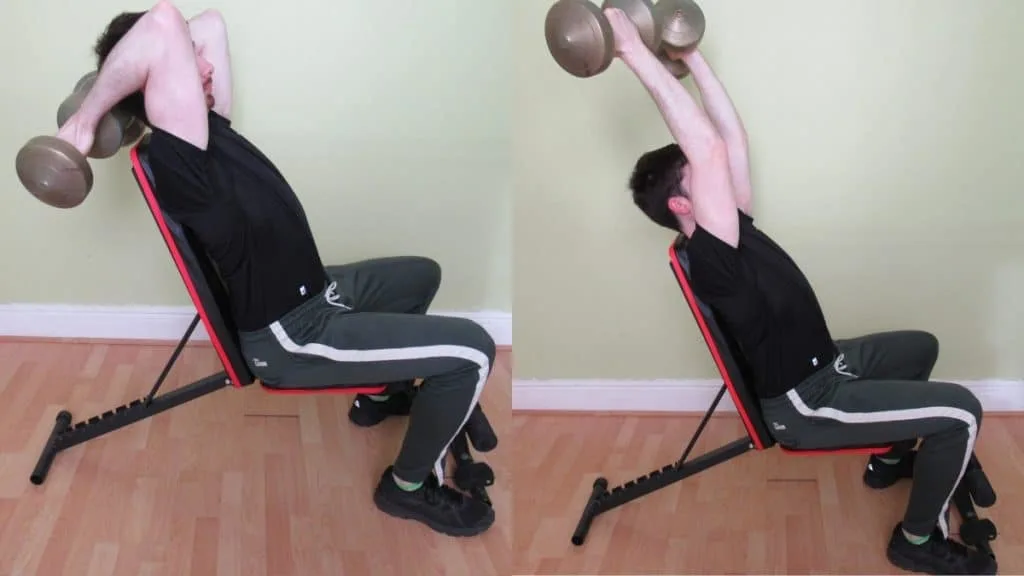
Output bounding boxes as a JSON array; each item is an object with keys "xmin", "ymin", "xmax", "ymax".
[
  {"xmin": 628, "ymin": 143, "xmax": 695, "ymax": 234},
  {"xmin": 93, "ymin": 10, "xmax": 216, "ymax": 126}
]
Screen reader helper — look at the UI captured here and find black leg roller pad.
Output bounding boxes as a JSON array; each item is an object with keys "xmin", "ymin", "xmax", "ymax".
[{"xmin": 450, "ymin": 403, "xmax": 498, "ymax": 506}]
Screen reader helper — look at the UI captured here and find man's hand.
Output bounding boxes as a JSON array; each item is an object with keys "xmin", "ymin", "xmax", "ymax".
[
  {"xmin": 56, "ymin": 113, "xmax": 97, "ymax": 157},
  {"xmin": 605, "ymin": 8, "xmax": 645, "ymax": 59}
]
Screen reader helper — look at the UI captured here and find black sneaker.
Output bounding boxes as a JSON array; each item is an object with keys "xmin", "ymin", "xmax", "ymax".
[
  {"xmin": 886, "ymin": 523, "xmax": 997, "ymax": 575},
  {"xmin": 863, "ymin": 451, "xmax": 916, "ymax": 489},
  {"xmin": 348, "ymin": 386, "xmax": 415, "ymax": 427},
  {"xmin": 373, "ymin": 466, "xmax": 495, "ymax": 537}
]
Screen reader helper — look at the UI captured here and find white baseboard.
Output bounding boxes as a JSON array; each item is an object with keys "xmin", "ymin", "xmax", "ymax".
[
  {"xmin": 0, "ymin": 304, "xmax": 512, "ymax": 347},
  {"xmin": 513, "ymin": 378, "xmax": 1024, "ymax": 413}
]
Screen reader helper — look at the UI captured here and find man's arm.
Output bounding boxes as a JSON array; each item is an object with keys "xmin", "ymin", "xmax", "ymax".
[
  {"xmin": 681, "ymin": 50, "xmax": 752, "ymax": 214},
  {"xmin": 606, "ymin": 9, "xmax": 739, "ymax": 247},
  {"xmin": 188, "ymin": 9, "xmax": 233, "ymax": 120},
  {"xmin": 60, "ymin": 0, "xmax": 209, "ymax": 153}
]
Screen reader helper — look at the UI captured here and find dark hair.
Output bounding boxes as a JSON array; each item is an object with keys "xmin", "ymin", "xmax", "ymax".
[
  {"xmin": 93, "ymin": 11, "xmax": 149, "ymax": 125},
  {"xmin": 628, "ymin": 143, "xmax": 689, "ymax": 231}
]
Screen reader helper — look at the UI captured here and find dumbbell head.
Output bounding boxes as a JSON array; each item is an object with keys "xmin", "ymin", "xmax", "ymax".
[
  {"xmin": 651, "ymin": 0, "xmax": 705, "ymax": 79},
  {"xmin": 15, "ymin": 135, "xmax": 94, "ymax": 209},
  {"xmin": 654, "ymin": 0, "xmax": 705, "ymax": 52},
  {"xmin": 74, "ymin": 70, "xmax": 98, "ymax": 93},
  {"xmin": 120, "ymin": 118, "xmax": 144, "ymax": 148},
  {"xmin": 545, "ymin": 0, "xmax": 615, "ymax": 78}
]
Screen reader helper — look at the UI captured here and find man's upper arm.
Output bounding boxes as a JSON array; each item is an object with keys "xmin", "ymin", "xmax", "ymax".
[
  {"xmin": 142, "ymin": 0, "xmax": 211, "ymax": 150},
  {"xmin": 689, "ymin": 142, "xmax": 741, "ymax": 248},
  {"xmin": 726, "ymin": 139, "xmax": 753, "ymax": 215}
]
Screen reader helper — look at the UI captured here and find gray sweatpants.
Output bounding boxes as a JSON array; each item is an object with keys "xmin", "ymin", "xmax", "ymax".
[
  {"xmin": 759, "ymin": 331, "xmax": 983, "ymax": 538},
  {"xmin": 237, "ymin": 256, "xmax": 496, "ymax": 483}
]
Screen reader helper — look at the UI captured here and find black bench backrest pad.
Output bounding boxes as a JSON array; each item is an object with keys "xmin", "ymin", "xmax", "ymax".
[
  {"xmin": 130, "ymin": 136, "xmax": 254, "ymax": 388},
  {"xmin": 669, "ymin": 235, "xmax": 775, "ymax": 450}
]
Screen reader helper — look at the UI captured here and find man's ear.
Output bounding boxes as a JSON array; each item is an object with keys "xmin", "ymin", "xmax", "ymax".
[{"xmin": 667, "ymin": 195, "xmax": 690, "ymax": 215}]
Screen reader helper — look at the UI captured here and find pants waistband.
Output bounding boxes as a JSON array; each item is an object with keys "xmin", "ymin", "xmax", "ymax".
[
  {"xmin": 238, "ymin": 278, "xmax": 353, "ymax": 342},
  {"xmin": 760, "ymin": 350, "xmax": 856, "ymax": 408}
]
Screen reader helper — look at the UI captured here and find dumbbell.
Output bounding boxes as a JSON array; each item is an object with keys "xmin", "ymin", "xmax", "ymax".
[
  {"xmin": 15, "ymin": 71, "xmax": 140, "ymax": 209},
  {"xmin": 544, "ymin": 0, "xmax": 705, "ymax": 79},
  {"xmin": 71, "ymin": 71, "xmax": 147, "ymax": 149}
]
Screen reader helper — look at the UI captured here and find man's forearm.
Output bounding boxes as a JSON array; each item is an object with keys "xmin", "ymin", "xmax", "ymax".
[
  {"xmin": 187, "ymin": 10, "xmax": 225, "ymax": 55},
  {"xmin": 188, "ymin": 9, "xmax": 233, "ymax": 117},
  {"xmin": 620, "ymin": 46, "xmax": 721, "ymax": 159},
  {"xmin": 683, "ymin": 51, "xmax": 746, "ymax": 145},
  {"xmin": 77, "ymin": 4, "xmax": 178, "ymax": 129}
]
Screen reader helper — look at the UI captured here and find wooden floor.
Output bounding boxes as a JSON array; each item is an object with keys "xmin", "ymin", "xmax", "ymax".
[
  {"xmin": 512, "ymin": 412, "xmax": 1023, "ymax": 574},
  {"xmin": 0, "ymin": 340, "xmax": 511, "ymax": 576}
]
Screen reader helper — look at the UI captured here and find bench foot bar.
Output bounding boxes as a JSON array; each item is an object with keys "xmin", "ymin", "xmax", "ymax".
[
  {"xmin": 571, "ymin": 436, "xmax": 752, "ymax": 545},
  {"xmin": 30, "ymin": 371, "xmax": 231, "ymax": 485}
]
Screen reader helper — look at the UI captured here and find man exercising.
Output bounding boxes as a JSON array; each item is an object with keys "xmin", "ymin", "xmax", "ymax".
[
  {"xmin": 604, "ymin": 9, "xmax": 994, "ymax": 575},
  {"xmin": 55, "ymin": 0, "xmax": 496, "ymax": 537}
]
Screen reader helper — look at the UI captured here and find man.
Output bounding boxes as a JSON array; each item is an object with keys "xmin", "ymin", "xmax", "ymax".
[
  {"xmin": 604, "ymin": 9, "xmax": 994, "ymax": 575},
  {"xmin": 56, "ymin": 1, "xmax": 496, "ymax": 537}
]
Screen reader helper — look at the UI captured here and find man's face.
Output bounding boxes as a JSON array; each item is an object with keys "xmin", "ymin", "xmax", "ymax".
[
  {"xmin": 193, "ymin": 45, "xmax": 215, "ymax": 108},
  {"xmin": 679, "ymin": 163, "xmax": 692, "ymax": 196},
  {"xmin": 668, "ymin": 163, "xmax": 695, "ymax": 224}
]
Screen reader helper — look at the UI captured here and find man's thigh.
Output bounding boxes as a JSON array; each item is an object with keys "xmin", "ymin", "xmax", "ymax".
[
  {"xmin": 836, "ymin": 330, "xmax": 939, "ymax": 381},
  {"xmin": 272, "ymin": 310, "xmax": 494, "ymax": 390},
  {"xmin": 769, "ymin": 377, "xmax": 979, "ymax": 451},
  {"xmin": 326, "ymin": 256, "xmax": 441, "ymax": 314}
]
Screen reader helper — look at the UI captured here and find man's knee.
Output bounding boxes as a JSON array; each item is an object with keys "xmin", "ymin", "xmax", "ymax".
[
  {"xmin": 912, "ymin": 330, "xmax": 940, "ymax": 364},
  {"xmin": 410, "ymin": 256, "xmax": 442, "ymax": 292},
  {"xmin": 458, "ymin": 318, "xmax": 496, "ymax": 369},
  {"xmin": 946, "ymin": 383, "xmax": 984, "ymax": 429}
]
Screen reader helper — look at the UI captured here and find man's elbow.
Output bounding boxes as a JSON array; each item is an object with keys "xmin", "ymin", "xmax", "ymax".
[
  {"xmin": 194, "ymin": 8, "xmax": 227, "ymax": 30},
  {"xmin": 149, "ymin": 0, "xmax": 183, "ymax": 19},
  {"xmin": 147, "ymin": 0, "xmax": 189, "ymax": 34},
  {"xmin": 691, "ymin": 132, "xmax": 729, "ymax": 166}
]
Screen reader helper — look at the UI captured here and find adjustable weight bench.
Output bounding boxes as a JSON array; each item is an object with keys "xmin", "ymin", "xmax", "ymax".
[
  {"xmin": 31, "ymin": 134, "xmax": 499, "ymax": 505},
  {"xmin": 571, "ymin": 234, "xmax": 999, "ymax": 561}
]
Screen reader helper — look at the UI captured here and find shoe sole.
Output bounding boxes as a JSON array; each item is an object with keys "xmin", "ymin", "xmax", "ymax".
[
  {"xmin": 373, "ymin": 491, "xmax": 495, "ymax": 537},
  {"xmin": 886, "ymin": 543, "xmax": 997, "ymax": 575},
  {"xmin": 348, "ymin": 411, "xmax": 387, "ymax": 427},
  {"xmin": 348, "ymin": 405, "xmax": 412, "ymax": 428},
  {"xmin": 886, "ymin": 547, "xmax": 941, "ymax": 575},
  {"xmin": 863, "ymin": 471, "xmax": 901, "ymax": 490}
]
